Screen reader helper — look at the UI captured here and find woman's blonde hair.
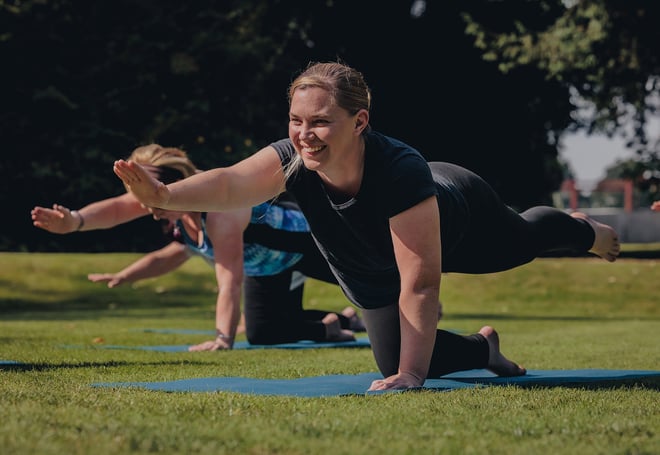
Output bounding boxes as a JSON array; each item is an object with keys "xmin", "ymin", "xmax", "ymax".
[
  {"xmin": 125, "ymin": 144, "xmax": 198, "ymax": 234},
  {"xmin": 128, "ymin": 144, "xmax": 197, "ymax": 181},
  {"xmin": 287, "ymin": 61, "xmax": 371, "ymax": 115},
  {"xmin": 284, "ymin": 62, "xmax": 372, "ymax": 179}
]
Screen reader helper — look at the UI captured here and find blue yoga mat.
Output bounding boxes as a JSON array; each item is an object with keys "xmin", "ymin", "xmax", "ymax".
[
  {"xmin": 95, "ymin": 337, "xmax": 371, "ymax": 352},
  {"xmin": 139, "ymin": 328, "xmax": 464, "ymax": 335},
  {"xmin": 140, "ymin": 328, "xmax": 216, "ymax": 335},
  {"xmin": 92, "ymin": 369, "xmax": 660, "ymax": 397}
]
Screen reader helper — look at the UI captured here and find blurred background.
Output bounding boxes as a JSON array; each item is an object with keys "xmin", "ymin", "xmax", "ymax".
[{"xmin": 3, "ymin": 0, "xmax": 659, "ymax": 252}]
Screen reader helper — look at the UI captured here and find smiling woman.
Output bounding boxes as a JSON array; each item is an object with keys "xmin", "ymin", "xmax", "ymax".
[{"xmin": 113, "ymin": 61, "xmax": 622, "ymax": 393}]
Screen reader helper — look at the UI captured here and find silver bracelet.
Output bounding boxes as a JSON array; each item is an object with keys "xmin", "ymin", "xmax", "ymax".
[
  {"xmin": 215, "ymin": 330, "xmax": 232, "ymax": 342},
  {"xmin": 71, "ymin": 210, "xmax": 85, "ymax": 231}
]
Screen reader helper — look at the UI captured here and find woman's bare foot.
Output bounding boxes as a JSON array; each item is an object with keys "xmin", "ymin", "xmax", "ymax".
[
  {"xmin": 341, "ymin": 306, "xmax": 367, "ymax": 332},
  {"xmin": 323, "ymin": 313, "xmax": 356, "ymax": 341},
  {"xmin": 570, "ymin": 211, "xmax": 620, "ymax": 262},
  {"xmin": 479, "ymin": 326, "xmax": 526, "ymax": 377}
]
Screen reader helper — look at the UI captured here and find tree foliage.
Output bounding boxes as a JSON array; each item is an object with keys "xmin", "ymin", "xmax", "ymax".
[
  {"xmin": 2, "ymin": 0, "xmax": 308, "ymax": 251},
  {"xmin": 5, "ymin": 0, "xmax": 643, "ymax": 252},
  {"xmin": 463, "ymin": 0, "xmax": 660, "ymax": 163}
]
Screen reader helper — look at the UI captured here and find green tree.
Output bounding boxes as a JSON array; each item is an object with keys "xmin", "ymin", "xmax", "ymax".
[
  {"xmin": 462, "ymin": 0, "xmax": 660, "ymax": 168},
  {"xmin": 2, "ymin": 0, "xmax": 583, "ymax": 251},
  {"xmin": 1, "ymin": 0, "xmax": 309, "ymax": 251}
]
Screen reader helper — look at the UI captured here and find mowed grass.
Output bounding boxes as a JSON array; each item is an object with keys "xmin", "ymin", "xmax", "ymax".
[{"xmin": 1, "ymin": 252, "xmax": 658, "ymax": 455}]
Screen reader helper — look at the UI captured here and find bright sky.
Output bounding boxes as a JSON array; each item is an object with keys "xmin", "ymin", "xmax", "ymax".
[
  {"xmin": 560, "ymin": 131, "xmax": 633, "ymax": 188},
  {"xmin": 560, "ymin": 118, "xmax": 659, "ymax": 191}
]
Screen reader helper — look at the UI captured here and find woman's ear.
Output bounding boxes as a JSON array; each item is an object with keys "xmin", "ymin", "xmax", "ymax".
[{"xmin": 355, "ymin": 109, "xmax": 369, "ymax": 134}]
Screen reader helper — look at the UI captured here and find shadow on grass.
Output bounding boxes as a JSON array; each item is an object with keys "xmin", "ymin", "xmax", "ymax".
[
  {"xmin": 511, "ymin": 378, "xmax": 660, "ymax": 391},
  {"xmin": 0, "ymin": 359, "xmax": 214, "ymax": 372},
  {"xmin": 405, "ymin": 379, "xmax": 660, "ymax": 393},
  {"xmin": 0, "ymin": 294, "xmax": 210, "ymax": 321}
]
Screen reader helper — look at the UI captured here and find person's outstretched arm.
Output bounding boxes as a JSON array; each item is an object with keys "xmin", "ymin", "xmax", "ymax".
[
  {"xmin": 368, "ymin": 196, "xmax": 442, "ymax": 391},
  {"xmin": 113, "ymin": 146, "xmax": 286, "ymax": 212},
  {"xmin": 188, "ymin": 210, "xmax": 250, "ymax": 351},
  {"xmin": 31, "ymin": 192, "xmax": 149, "ymax": 234},
  {"xmin": 652, "ymin": 201, "xmax": 660, "ymax": 212},
  {"xmin": 88, "ymin": 241, "xmax": 190, "ymax": 288}
]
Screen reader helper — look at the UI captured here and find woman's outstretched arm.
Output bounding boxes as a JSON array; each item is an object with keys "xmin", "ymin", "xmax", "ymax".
[
  {"xmin": 88, "ymin": 241, "xmax": 190, "ymax": 288},
  {"xmin": 114, "ymin": 146, "xmax": 287, "ymax": 212},
  {"xmin": 31, "ymin": 193, "xmax": 148, "ymax": 234}
]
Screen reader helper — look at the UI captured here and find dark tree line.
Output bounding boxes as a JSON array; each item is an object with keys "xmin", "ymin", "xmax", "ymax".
[{"xmin": 2, "ymin": 0, "xmax": 656, "ymax": 252}]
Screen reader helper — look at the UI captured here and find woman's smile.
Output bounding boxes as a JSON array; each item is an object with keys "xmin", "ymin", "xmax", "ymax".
[{"xmin": 300, "ymin": 144, "xmax": 324, "ymax": 154}]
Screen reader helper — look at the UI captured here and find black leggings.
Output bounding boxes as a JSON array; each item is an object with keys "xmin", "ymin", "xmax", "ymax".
[
  {"xmin": 362, "ymin": 303, "xmax": 489, "ymax": 378},
  {"xmin": 243, "ymin": 238, "xmax": 348, "ymax": 344},
  {"xmin": 365, "ymin": 162, "xmax": 596, "ymax": 378},
  {"xmin": 433, "ymin": 161, "xmax": 594, "ymax": 272}
]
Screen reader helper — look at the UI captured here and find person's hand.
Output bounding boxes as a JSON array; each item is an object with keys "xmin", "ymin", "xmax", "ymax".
[
  {"xmin": 88, "ymin": 273, "xmax": 125, "ymax": 288},
  {"xmin": 367, "ymin": 371, "xmax": 425, "ymax": 391},
  {"xmin": 31, "ymin": 204, "xmax": 80, "ymax": 234},
  {"xmin": 651, "ymin": 201, "xmax": 660, "ymax": 212},
  {"xmin": 188, "ymin": 338, "xmax": 233, "ymax": 351},
  {"xmin": 113, "ymin": 159, "xmax": 170, "ymax": 209}
]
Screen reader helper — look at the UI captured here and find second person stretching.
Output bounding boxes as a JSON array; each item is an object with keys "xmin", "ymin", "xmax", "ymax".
[{"xmin": 32, "ymin": 144, "xmax": 364, "ymax": 349}]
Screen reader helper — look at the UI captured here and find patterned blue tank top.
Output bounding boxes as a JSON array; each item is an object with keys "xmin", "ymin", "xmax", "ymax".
[{"xmin": 176, "ymin": 201, "xmax": 309, "ymax": 276}]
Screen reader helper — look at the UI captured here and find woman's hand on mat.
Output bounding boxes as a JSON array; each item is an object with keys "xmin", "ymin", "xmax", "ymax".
[
  {"xmin": 188, "ymin": 339, "xmax": 232, "ymax": 352},
  {"xmin": 367, "ymin": 371, "xmax": 424, "ymax": 391}
]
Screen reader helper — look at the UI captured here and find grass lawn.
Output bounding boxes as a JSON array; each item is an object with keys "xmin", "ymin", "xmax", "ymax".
[{"xmin": 1, "ymin": 252, "xmax": 658, "ymax": 454}]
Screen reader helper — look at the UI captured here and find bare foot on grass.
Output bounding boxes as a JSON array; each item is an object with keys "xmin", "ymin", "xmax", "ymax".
[
  {"xmin": 323, "ymin": 313, "xmax": 356, "ymax": 342},
  {"xmin": 479, "ymin": 326, "xmax": 526, "ymax": 377},
  {"xmin": 570, "ymin": 211, "xmax": 620, "ymax": 262}
]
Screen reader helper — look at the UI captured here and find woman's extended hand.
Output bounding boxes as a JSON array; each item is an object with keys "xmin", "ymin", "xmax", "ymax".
[
  {"xmin": 188, "ymin": 338, "xmax": 233, "ymax": 352},
  {"xmin": 367, "ymin": 371, "xmax": 425, "ymax": 391},
  {"xmin": 31, "ymin": 204, "xmax": 78, "ymax": 234},
  {"xmin": 88, "ymin": 273, "xmax": 124, "ymax": 288},
  {"xmin": 113, "ymin": 159, "xmax": 170, "ymax": 208}
]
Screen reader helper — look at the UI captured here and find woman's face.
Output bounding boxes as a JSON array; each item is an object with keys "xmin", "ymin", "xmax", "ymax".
[
  {"xmin": 144, "ymin": 205, "xmax": 185, "ymax": 222},
  {"xmin": 136, "ymin": 167, "xmax": 188, "ymax": 222},
  {"xmin": 288, "ymin": 86, "xmax": 359, "ymax": 173}
]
